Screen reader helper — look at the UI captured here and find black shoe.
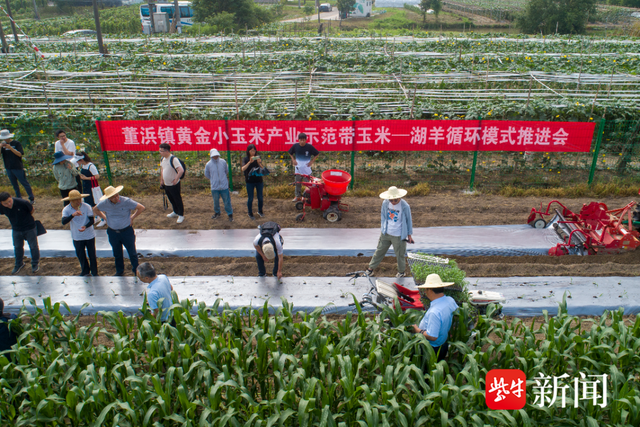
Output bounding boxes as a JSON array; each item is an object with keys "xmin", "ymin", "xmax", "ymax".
[
  {"xmin": 12, "ymin": 263, "xmax": 25, "ymax": 274},
  {"xmin": 211, "ymin": 213, "xmax": 221, "ymax": 219},
  {"xmin": 256, "ymin": 212, "xmax": 264, "ymax": 217},
  {"xmin": 228, "ymin": 215, "xmax": 233, "ymax": 222},
  {"xmin": 248, "ymin": 214, "xmax": 256, "ymax": 220},
  {"xmin": 115, "ymin": 272, "xmax": 124, "ymax": 277},
  {"xmin": 32, "ymin": 264, "xmax": 40, "ymax": 274},
  {"xmin": 79, "ymin": 272, "xmax": 91, "ymax": 277},
  {"xmin": 30, "ymin": 199, "xmax": 35, "ymax": 205}
]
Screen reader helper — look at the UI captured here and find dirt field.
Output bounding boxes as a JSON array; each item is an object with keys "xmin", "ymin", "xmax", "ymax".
[{"xmin": 1, "ymin": 192, "xmax": 638, "ymax": 278}]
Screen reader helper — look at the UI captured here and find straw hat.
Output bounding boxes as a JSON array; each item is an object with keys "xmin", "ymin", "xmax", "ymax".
[
  {"xmin": 262, "ymin": 242, "xmax": 275, "ymax": 260},
  {"xmin": 53, "ymin": 151, "xmax": 73, "ymax": 165},
  {"xmin": 100, "ymin": 185, "xmax": 124, "ymax": 201},
  {"xmin": 0, "ymin": 129, "xmax": 15, "ymax": 140},
  {"xmin": 61, "ymin": 190, "xmax": 89, "ymax": 202},
  {"xmin": 209, "ymin": 148, "xmax": 220, "ymax": 157},
  {"xmin": 379, "ymin": 186, "xmax": 407, "ymax": 200},
  {"xmin": 417, "ymin": 273, "xmax": 455, "ymax": 289}
]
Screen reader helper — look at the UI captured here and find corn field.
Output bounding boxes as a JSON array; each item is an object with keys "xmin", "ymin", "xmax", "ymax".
[{"xmin": 1, "ymin": 296, "xmax": 639, "ymax": 426}]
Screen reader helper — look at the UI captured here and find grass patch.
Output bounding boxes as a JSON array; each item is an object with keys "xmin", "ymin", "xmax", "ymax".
[
  {"xmin": 407, "ymin": 182, "xmax": 431, "ymax": 197},
  {"xmin": 499, "ymin": 181, "xmax": 640, "ymax": 198}
]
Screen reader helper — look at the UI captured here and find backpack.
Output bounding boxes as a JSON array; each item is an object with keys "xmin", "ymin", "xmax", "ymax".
[
  {"xmin": 258, "ymin": 221, "xmax": 284, "ymax": 247},
  {"xmin": 170, "ymin": 155, "xmax": 187, "ymax": 178}
]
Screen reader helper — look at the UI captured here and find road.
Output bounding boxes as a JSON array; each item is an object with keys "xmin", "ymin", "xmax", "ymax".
[{"xmin": 282, "ymin": 9, "xmax": 340, "ymax": 22}]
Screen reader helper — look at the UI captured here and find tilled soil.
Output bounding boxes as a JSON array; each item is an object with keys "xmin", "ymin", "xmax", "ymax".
[{"xmin": 1, "ymin": 193, "xmax": 638, "ymax": 278}]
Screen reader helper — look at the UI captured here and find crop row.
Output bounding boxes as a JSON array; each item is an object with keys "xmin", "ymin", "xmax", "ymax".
[
  {"xmin": 3, "ymin": 51, "xmax": 638, "ymax": 75},
  {"xmin": 0, "ymin": 297, "xmax": 639, "ymax": 426},
  {"xmin": 20, "ymin": 36, "xmax": 640, "ymax": 56}
]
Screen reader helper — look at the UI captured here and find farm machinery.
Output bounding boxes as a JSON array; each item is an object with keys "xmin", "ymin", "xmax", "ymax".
[
  {"xmin": 527, "ymin": 190, "xmax": 640, "ymax": 256},
  {"xmin": 294, "ymin": 170, "xmax": 351, "ymax": 222}
]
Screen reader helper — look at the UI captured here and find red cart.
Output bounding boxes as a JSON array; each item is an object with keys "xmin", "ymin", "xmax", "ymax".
[{"xmin": 294, "ymin": 170, "xmax": 351, "ymax": 222}]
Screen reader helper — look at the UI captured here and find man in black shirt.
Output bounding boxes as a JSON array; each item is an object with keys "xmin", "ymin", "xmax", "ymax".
[
  {"xmin": 0, "ymin": 192, "xmax": 40, "ymax": 274},
  {"xmin": 0, "ymin": 298, "xmax": 19, "ymax": 360},
  {"xmin": 0, "ymin": 129, "xmax": 35, "ymax": 204}
]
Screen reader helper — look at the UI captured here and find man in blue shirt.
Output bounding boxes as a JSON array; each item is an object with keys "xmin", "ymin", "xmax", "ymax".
[
  {"xmin": 93, "ymin": 185, "xmax": 145, "ymax": 276},
  {"xmin": 136, "ymin": 262, "xmax": 175, "ymax": 323},
  {"xmin": 414, "ymin": 274, "xmax": 459, "ymax": 362}
]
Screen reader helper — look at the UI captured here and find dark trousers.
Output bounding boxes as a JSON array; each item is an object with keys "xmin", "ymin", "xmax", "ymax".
[
  {"xmin": 73, "ymin": 238, "xmax": 98, "ymax": 276},
  {"xmin": 60, "ymin": 188, "xmax": 73, "ymax": 206},
  {"xmin": 6, "ymin": 169, "xmax": 34, "ymax": 201},
  {"xmin": 106, "ymin": 226, "xmax": 138, "ymax": 275},
  {"xmin": 433, "ymin": 342, "xmax": 449, "ymax": 362},
  {"xmin": 246, "ymin": 182, "xmax": 264, "ymax": 216},
  {"xmin": 13, "ymin": 226, "xmax": 39, "ymax": 267},
  {"xmin": 164, "ymin": 182, "xmax": 184, "ymax": 216},
  {"xmin": 255, "ymin": 250, "xmax": 279, "ymax": 277}
]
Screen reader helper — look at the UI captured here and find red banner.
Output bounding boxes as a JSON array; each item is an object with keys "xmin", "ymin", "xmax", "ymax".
[{"xmin": 96, "ymin": 120, "xmax": 595, "ymax": 152}]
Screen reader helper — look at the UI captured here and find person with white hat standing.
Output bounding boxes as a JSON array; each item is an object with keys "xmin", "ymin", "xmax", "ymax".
[
  {"xmin": 61, "ymin": 190, "xmax": 98, "ymax": 276},
  {"xmin": 204, "ymin": 148, "xmax": 233, "ymax": 222},
  {"xmin": 366, "ymin": 186, "xmax": 414, "ymax": 278},
  {"xmin": 93, "ymin": 185, "xmax": 145, "ymax": 276},
  {"xmin": 0, "ymin": 129, "xmax": 35, "ymax": 205},
  {"xmin": 414, "ymin": 274, "xmax": 459, "ymax": 362}
]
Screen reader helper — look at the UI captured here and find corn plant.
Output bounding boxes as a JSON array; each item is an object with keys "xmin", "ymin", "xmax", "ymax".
[{"xmin": 0, "ymin": 295, "xmax": 639, "ymax": 426}]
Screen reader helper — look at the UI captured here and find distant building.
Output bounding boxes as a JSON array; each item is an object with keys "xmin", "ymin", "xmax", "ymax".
[{"xmin": 351, "ymin": 0, "xmax": 373, "ymax": 17}]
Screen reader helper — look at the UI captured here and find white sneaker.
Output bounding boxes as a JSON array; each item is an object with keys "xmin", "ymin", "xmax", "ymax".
[
  {"xmin": 177, "ymin": 216, "xmax": 184, "ymax": 224},
  {"xmin": 167, "ymin": 212, "xmax": 178, "ymax": 218},
  {"xmin": 95, "ymin": 219, "xmax": 106, "ymax": 227}
]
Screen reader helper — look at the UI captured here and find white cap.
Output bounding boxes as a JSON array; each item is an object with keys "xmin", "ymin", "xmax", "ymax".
[
  {"xmin": 210, "ymin": 148, "xmax": 220, "ymax": 157},
  {"xmin": 262, "ymin": 242, "xmax": 275, "ymax": 260}
]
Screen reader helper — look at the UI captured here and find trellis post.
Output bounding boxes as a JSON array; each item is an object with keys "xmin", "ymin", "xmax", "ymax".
[
  {"xmin": 102, "ymin": 151, "xmax": 113, "ymax": 186},
  {"xmin": 469, "ymin": 116, "xmax": 482, "ymax": 192},
  {"xmin": 588, "ymin": 118, "xmax": 606, "ymax": 185}
]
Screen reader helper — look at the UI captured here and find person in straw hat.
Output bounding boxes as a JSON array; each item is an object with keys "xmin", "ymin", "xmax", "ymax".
[
  {"xmin": 62, "ymin": 190, "xmax": 98, "ymax": 276},
  {"xmin": 365, "ymin": 186, "xmax": 414, "ymax": 278},
  {"xmin": 93, "ymin": 185, "xmax": 145, "ymax": 276},
  {"xmin": 414, "ymin": 273, "xmax": 459, "ymax": 362},
  {"xmin": 0, "ymin": 129, "xmax": 35, "ymax": 205}
]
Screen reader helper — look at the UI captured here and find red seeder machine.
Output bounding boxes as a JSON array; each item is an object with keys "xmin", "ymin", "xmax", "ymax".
[
  {"xmin": 294, "ymin": 170, "xmax": 351, "ymax": 222},
  {"xmin": 527, "ymin": 190, "xmax": 640, "ymax": 256}
]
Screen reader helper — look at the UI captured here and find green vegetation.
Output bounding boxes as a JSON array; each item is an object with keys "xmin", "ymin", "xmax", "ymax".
[
  {"xmin": 517, "ymin": 0, "xmax": 597, "ymax": 35},
  {"xmin": 1, "ymin": 296, "xmax": 639, "ymax": 425}
]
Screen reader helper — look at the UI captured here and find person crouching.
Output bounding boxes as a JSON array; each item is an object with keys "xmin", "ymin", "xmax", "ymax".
[
  {"xmin": 61, "ymin": 190, "xmax": 98, "ymax": 276},
  {"xmin": 413, "ymin": 274, "xmax": 459, "ymax": 362}
]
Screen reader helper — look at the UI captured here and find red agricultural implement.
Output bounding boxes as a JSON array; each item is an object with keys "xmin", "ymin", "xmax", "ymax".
[
  {"xmin": 527, "ymin": 191, "xmax": 640, "ymax": 256},
  {"xmin": 294, "ymin": 170, "xmax": 351, "ymax": 222}
]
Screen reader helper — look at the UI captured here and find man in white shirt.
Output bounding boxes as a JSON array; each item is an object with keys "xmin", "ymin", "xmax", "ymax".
[
  {"xmin": 159, "ymin": 143, "xmax": 185, "ymax": 224},
  {"xmin": 253, "ymin": 221, "xmax": 284, "ymax": 279},
  {"xmin": 54, "ymin": 130, "xmax": 77, "ymax": 167},
  {"xmin": 61, "ymin": 190, "xmax": 98, "ymax": 276}
]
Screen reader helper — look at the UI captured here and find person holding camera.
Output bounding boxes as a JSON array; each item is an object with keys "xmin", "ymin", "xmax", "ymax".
[
  {"xmin": 241, "ymin": 144, "xmax": 265, "ymax": 220},
  {"xmin": 0, "ymin": 129, "xmax": 35, "ymax": 205}
]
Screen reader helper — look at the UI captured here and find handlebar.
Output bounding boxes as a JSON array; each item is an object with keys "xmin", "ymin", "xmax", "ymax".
[{"xmin": 345, "ymin": 271, "xmax": 368, "ymax": 278}]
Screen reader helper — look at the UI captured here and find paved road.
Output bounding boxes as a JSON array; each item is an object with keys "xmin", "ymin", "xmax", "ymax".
[{"xmin": 282, "ymin": 9, "xmax": 340, "ymax": 22}]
